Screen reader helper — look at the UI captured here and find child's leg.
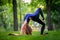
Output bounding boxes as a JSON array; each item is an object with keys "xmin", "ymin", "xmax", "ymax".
[{"xmin": 35, "ymin": 19, "xmax": 45, "ymax": 35}]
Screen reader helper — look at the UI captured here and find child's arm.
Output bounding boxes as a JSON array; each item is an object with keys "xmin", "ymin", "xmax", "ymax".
[{"xmin": 40, "ymin": 10, "xmax": 44, "ymax": 20}]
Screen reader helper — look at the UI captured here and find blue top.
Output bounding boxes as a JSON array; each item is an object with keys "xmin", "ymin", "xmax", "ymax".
[{"xmin": 24, "ymin": 8, "xmax": 44, "ymax": 23}]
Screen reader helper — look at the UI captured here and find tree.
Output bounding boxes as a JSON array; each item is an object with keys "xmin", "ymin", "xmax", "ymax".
[
  {"xmin": 20, "ymin": 0, "xmax": 22, "ymax": 29},
  {"xmin": 51, "ymin": 0, "xmax": 60, "ymax": 30},
  {"xmin": 45, "ymin": 0, "xmax": 53, "ymax": 30},
  {"xmin": 12, "ymin": 0, "xmax": 18, "ymax": 31}
]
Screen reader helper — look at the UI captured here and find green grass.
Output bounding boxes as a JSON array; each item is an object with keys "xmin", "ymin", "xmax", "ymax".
[{"xmin": 0, "ymin": 31, "xmax": 60, "ymax": 40}]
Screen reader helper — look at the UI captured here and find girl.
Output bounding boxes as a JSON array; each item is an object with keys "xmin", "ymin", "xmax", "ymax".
[{"xmin": 20, "ymin": 8, "xmax": 45, "ymax": 35}]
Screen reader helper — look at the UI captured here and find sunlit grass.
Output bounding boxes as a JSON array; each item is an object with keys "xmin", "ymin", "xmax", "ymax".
[
  {"xmin": 0, "ymin": 30, "xmax": 60, "ymax": 40},
  {"xmin": 0, "ymin": 27, "xmax": 60, "ymax": 40}
]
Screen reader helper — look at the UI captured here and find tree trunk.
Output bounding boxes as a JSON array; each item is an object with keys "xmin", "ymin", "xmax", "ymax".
[
  {"xmin": 12, "ymin": 0, "xmax": 18, "ymax": 31},
  {"xmin": 46, "ymin": 0, "xmax": 53, "ymax": 30},
  {"xmin": 47, "ymin": 6, "xmax": 53, "ymax": 30},
  {"xmin": 19, "ymin": 0, "xmax": 22, "ymax": 29}
]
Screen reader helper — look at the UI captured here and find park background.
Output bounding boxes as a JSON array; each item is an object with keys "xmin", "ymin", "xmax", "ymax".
[{"xmin": 0, "ymin": 0, "xmax": 60, "ymax": 40}]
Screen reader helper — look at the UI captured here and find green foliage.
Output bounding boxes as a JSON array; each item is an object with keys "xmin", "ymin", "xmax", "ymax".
[
  {"xmin": 51, "ymin": 0, "xmax": 60, "ymax": 24},
  {"xmin": 0, "ymin": 0, "xmax": 8, "ymax": 6},
  {"xmin": 0, "ymin": 3, "xmax": 13, "ymax": 30},
  {"xmin": 0, "ymin": 0, "xmax": 60, "ymax": 30},
  {"xmin": 30, "ymin": 0, "xmax": 45, "ymax": 7}
]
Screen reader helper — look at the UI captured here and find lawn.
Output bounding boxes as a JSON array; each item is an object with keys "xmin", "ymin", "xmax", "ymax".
[{"xmin": 0, "ymin": 30, "xmax": 60, "ymax": 40}]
